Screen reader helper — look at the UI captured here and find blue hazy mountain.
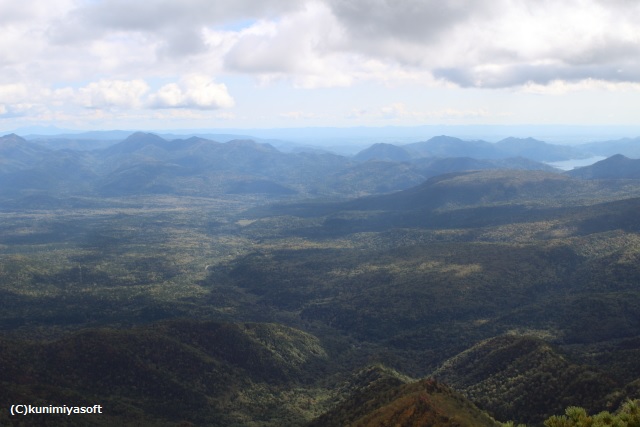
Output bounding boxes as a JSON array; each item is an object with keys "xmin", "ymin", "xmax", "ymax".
[
  {"xmin": 401, "ymin": 135, "xmax": 582, "ymax": 161},
  {"xmin": 404, "ymin": 135, "xmax": 500, "ymax": 158},
  {"xmin": 495, "ymin": 137, "xmax": 580, "ymax": 161},
  {"xmin": 580, "ymin": 137, "xmax": 640, "ymax": 158},
  {"xmin": 353, "ymin": 143, "xmax": 413, "ymax": 162},
  {"xmin": 1, "ymin": 132, "xmax": 564, "ymax": 203},
  {"xmin": 567, "ymin": 154, "xmax": 640, "ymax": 179}
]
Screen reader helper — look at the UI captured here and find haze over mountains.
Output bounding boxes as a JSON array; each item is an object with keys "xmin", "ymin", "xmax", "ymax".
[{"xmin": 2, "ymin": 130, "xmax": 640, "ymax": 206}]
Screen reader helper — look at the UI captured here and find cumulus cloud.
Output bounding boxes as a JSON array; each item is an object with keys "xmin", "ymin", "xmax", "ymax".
[
  {"xmin": 67, "ymin": 0, "xmax": 301, "ymax": 32},
  {"xmin": 0, "ymin": 83, "xmax": 29, "ymax": 103},
  {"xmin": 328, "ymin": 0, "xmax": 485, "ymax": 40},
  {"xmin": 47, "ymin": 0, "xmax": 303, "ymax": 57},
  {"xmin": 0, "ymin": 0, "xmax": 70, "ymax": 25},
  {"xmin": 0, "ymin": 83, "xmax": 67, "ymax": 119},
  {"xmin": 424, "ymin": 0, "xmax": 640, "ymax": 87},
  {"xmin": 148, "ymin": 75, "xmax": 234, "ymax": 110},
  {"xmin": 224, "ymin": 2, "xmax": 347, "ymax": 83},
  {"xmin": 0, "ymin": 1, "xmax": 67, "ymax": 70},
  {"xmin": 325, "ymin": 0, "xmax": 491, "ymax": 64},
  {"xmin": 219, "ymin": 0, "xmax": 640, "ymax": 89},
  {"xmin": 434, "ymin": 62, "xmax": 640, "ymax": 88},
  {"xmin": 78, "ymin": 79, "xmax": 150, "ymax": 109},
  {"xmin": 521, "ymin": 78, "xmax": 640, "ymax": 95}
]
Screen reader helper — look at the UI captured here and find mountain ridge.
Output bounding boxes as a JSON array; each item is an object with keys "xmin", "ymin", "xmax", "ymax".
[
  {"xmin": 1, "ymin": 132, "xmax": 567, "ymax": 202},
  {"xmin": 567, "ymin": 154, "xmax": 640, "ymax": 179}
]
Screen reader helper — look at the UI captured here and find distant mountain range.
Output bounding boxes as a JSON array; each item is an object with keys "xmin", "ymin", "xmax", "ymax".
[
  {"xmin": 356, "ymin": 135, "xmax": 639, "ymax": 162},
  {"xmin": 2, "ymin": 131, "xmax": 640, "ymax": 208},
  {"xmin": 17, "ymin": 128, "xmax": 640, "ymax": 157}
]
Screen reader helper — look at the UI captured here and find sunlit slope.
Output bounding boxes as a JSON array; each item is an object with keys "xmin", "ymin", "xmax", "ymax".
[
  {"xmin": 309, "ymin": 365, "xmax": 500, "ymax": 427},
  {"xmin": 434, "ymin": 335, "xmax": 619, "ymax": 425}
]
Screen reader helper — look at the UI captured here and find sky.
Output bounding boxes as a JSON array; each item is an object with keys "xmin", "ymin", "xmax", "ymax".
[{"xmin": 2, "ymin": 0, "xmax": 640, "ymax": 132}]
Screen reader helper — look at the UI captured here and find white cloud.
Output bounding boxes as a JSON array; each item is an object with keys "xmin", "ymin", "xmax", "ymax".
[
  {"xmin": 217, "ymin": 0, "xmax": 640, "ymax": 90},
  {"xmin": 0, "ymin": 83, "xmax": 29, "ymax": 103},
  {"xmin": 423, "ymin": 0, "xmax": 640, "ymax": 88},
  {"xmin": 221, "ymin": 2, "xmax": 428, "ymax": 89},
  {"xmin": 148, "ymin": 75, "xmax": 234, "ymax": 109},
  {"xmin": 325, "ymin": 0, "xmax": 492, "ymax": 66},
  {"xmin": 0, "ymin": 0, "xmax": 72, "ymax": 25},
  {"xmin": 225, "ymin": 3, "xmax": 341, "ymax": 74},
  {"xmin": 47, "ymin": 0, "xmax": 303, "ymax": 58},
  {"xmin": 521, "ymin": 78, "xmax": 640, "ymax": 95},
  {"xmin": 78, "ymin": 79, "xmax": 150, "ymax": 109}
]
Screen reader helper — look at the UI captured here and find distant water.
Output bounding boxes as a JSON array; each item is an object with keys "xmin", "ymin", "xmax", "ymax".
[{"xmin": 546, "ymin": 156, "xmax": 607, "ymax": 171}]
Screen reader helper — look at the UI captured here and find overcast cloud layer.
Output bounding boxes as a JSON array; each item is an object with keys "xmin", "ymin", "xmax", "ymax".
[{"xmin": 2, "ymin": 0, "xmax": 640, "ymax": 129}]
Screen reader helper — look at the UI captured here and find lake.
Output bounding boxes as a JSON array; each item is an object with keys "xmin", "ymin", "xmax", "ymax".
[{"xmin": 545, "ymin": 156, "xmax": 607, "ymax": 171}]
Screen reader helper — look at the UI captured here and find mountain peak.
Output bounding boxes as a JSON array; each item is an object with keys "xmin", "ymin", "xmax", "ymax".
[
  {"xmin": 495, "ymin": 136, "xmax": 577, "ymax": 161},
  {"xmin": 0, "ymin": 133, "xmax": 28, "ymax": 144},
  {"xmin": 567, "ymin": 153, "xmax": 640, "ymax": 179},
  {"xmin": 404, "ymin": 135, "xmax": 497, "ymax": 159},
  {"xmin": 123, "ymin": 131, "xmax": 166, "ymax": 144},
  {"xmin": 353, "ymin": 143, "xmax": 412, "ymax": 162},
  {"xmin": 431, "ymin": 134, "xmax": 464, "ymax": 141},
  {"xmin": 103, "ymin": 132, "xmax": 168, "ymax": 155},
  {"xmin": 607, "ymin": 153, "xmax": 630, "ymax": 161},
  {"xmin": 226, "ymin": 139, "xmax": 280, "ymax": 153}
]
